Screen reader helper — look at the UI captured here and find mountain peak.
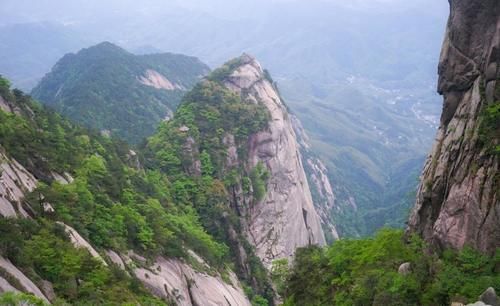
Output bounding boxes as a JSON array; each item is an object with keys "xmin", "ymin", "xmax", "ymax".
[
  {"xmin": 208, "ymin": 54, "xmax": 267, "ymax": 91},
  {"xmin": 238, "ymin": 52, "xmax": 258, "ymax": 65},
  {"xmin": 80, "ymin": 41, "xmax": 130, "ymax": 57},
  {"xmin": 32, "ymin": 43, "xmax": 209, "ymax": 144}
]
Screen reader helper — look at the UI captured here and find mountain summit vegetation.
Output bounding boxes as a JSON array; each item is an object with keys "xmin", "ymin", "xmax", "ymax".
[{"xmin": 31, "ymin": 42, "xmax": 209, "ymax": 144}]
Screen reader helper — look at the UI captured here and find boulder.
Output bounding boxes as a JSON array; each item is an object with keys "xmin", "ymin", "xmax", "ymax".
[
  {"xmin": 467, "ymin": 302, "xmax": 487, "ymax": 306},
  {"xmin": 398, "ymin": 262, "xmax": 411, "ymax": 275},
  {"xmin": 479, "ymin": 287, "xmax": 499, "ymax": 306}
]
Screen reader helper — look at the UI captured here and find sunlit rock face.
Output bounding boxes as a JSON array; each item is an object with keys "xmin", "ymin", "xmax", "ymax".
[
  {"xmin": 130, "ymin": 254, "xmax": 251, "ymax": 306},
  {"xmin": 0, "ymin": 150, "xmax": 37, "ymax": 218},
  {"xmin": 0, "ymin": 257, "xmax": 50, "ymax": 303},
  {"xmin": 292, "ymin": 114, "xmax": 340, "ymax": 243},
  {"xmin": 222, "ymin": 54, "xmax": 326, "ymax": 266},
  {"xmin": 407, "ymin": 0, "xmax": 500, "ymax": 254}
]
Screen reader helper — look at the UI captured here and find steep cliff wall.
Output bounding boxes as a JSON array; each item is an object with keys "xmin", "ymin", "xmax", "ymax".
[
  {"xmin": 222, "ymin": 55, "xmax": 326, "ymax": 265},
  {"xmin": 408, "ymin": 0, "xmax": 499, "ymax": 254},
  {"xmin": 292, "ymin": 115, "xmax": 340, "ymax": 242}
]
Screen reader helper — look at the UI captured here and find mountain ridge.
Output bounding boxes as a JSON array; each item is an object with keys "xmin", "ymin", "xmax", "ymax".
[{"xmin": 31, "ymin": 42, "xmax": 210, "ymax": 144}]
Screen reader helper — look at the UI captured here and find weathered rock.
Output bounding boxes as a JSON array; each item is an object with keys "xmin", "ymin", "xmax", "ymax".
[
  {"xmin": 223, "ymin": 133, "xmax": 239, "ymax": 168},
  {"xmin": 132, "ymin": 255, "xmax": 251, "ymax": 306},
  {"xmin": 0, "ymin": 257, "xmax": 49, "ymax": 303},
  {"xmin": 0, "ymin": 277, "xmax": 19, "ymax": 295},
  {"xmin": 0, "ymin": 95, "xmax": 12, "ymax": 113},
  {"xmin": 407, "ymin": 0, "xmax": 500, "ymax": 255},
  {"xmin": 467, "ymin": 302, "xmax": 487, "ymax": 306},
  {"xmin": 40, "ymin": 280, "xmax": 56, "ymax": 302},
  {"xmin": 57, "ymin": 222, "xmax": 107, "ymax": 265},
  {"xmin": 479, "ymin": 287, "xmax": 499, "ymax": 306},
  {"xmin": 398, "ymin": 262, "xmax": 412, "ymax": 275},
  {"xmin": 138, "ymin": 69, "xmax": 183, "ymax": 91},
  {"xmin": 105, "ymin": 250, "xmax": 126, "ymax": 270},
  {"xmin": 292, "ymin": 114, "xmax": 340, "ymax": 242},
  {"xmin": 0, "ymin": 150, "xmax": 37, "ymax": 218},
  {"xmin": 51, "ymin": 171, "xmax": 74, "ymax": 185},
  {"xmin": 182, "ymin": 136, "xmax": 202, "ymax": 176},
  {"xmin": 223, "ymin": 54, "xmax": 326, "ymax": 266}
]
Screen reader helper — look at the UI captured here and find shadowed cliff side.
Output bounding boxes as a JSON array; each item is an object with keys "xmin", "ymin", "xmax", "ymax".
[{"xmin": 407, "ymin": 0, "xmax": 500, "ymax": 254}]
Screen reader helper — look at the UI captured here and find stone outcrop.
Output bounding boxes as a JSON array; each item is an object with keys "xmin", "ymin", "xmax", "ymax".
[
  {"xmin": 407, "ymin": 0, "xmax": 500, "ymax": 254},
  {"xmin": 57, "ymin": 222, "xmax": 107, "ymax": 265},
  {"xmin": 0, "ymin": 257, "xmax": 50, "ymax": 303},
  {"xmin": 138, "ymin": 69, "xmax": 184, "ymax": 91},
  {"xmin": 0, "ymin": 151, "xmax": 37, "ymax": 218},
  {"xmin": 112, "ymin": 251, "xmax": 251, "ymax": 306},
  {"xmin": 398, "ymin": 262, "xmax": 411, "ymax": 276},
  {"xmin": 455, "ymin": 287, "xmax": 500, "ymax": 306},
  {"xmin": 479, "ymin": 287, "xmax": 499, "ymax": 306},
  {"xmin": 223, "ymin": 54, "xmax": 326, "ymax": 265},
  {"xmin": 292, "ymin": 115, "xmax": 340, "ymax": 242}
]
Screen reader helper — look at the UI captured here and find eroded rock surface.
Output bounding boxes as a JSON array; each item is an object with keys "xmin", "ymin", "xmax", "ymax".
[
  {"xmin": 0, "ymin": 257, "xmax": 49, "ymax": 303},
  {"xmin": 0, "ymin": 151, "xmax": 37, "ymax": 218},
  {"xmin": 117, "ymin": 252, "xmax": 251, "ymax": 306},
  {"xmin": 139, "ymin": 69, "xmax": 183, "ymax": 91},
  {"xmin": 57, "ymin": 222, "xmax": 107, "ymax": 265},
  {"xmin": 223, "ymin": 54, "xmax": 326, "ymax": 265},
  {"xmin": 407, "ymin": 0, "xmax": 500, "ymax": 254},
  {"xmin": 292, "ymin": 115, "xmax": 340, "ymax": 241}
]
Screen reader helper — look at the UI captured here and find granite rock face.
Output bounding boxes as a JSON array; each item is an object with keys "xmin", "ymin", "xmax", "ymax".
[
  {"xmin": 0, "ymin": 256, "xmax": 50, "ymax": 303},
  {"xmin": 223, "ymin": 54, "xmax": 326, "ymax": 265},
  {"xmin": 0, "ymin": 150, "xmax": 37, "ymax": 218},
  {"xmin": 407, "ymin": 0, "xmax": 500, "ymax": 254},
  {"xmin": 292, "ymin": 114, "xmax": 340, "ymax": 242},
  {"xmin": 117, "ymin": 252, "xmax": 251, "ymax": 306}
]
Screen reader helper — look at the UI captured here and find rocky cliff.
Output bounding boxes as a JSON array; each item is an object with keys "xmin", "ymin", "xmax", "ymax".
[
  {"xmin": 292, "ymin": 115, "xmax": 340, "ymax": 242},
  {"xmin": 124, "ymin": 251, "xmax": 251, "ymax": 306},
  {"xmin": 408, "ymin": 0, "xmax": 499, "ymax": 254},
  {"xmin": 222, "ymin": 54, "xmax": 326, "ymax": 265}
]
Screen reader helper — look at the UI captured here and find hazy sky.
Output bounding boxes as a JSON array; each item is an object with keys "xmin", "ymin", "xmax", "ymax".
[
  {"xmin": 0, "ymin": 0, "xmax": 449, "ymax": 88},
  {"xmin": 0, "ymin": 0, "xmax": 448, "ymax": 24}
]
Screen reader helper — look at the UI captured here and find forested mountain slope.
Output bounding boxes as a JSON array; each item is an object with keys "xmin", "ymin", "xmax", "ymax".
[
  {"xmin": 0, "ymin": 76, "xmax": 252, "ymax": 305},
  {"xmin": 31, "ymin": 42, "xmax": 209, "ymax": 144},
  {"xmin": 0, "ymin": 53, "xmax": 334, "ymax": 305},
  {"xmin": 144, "ymin": 54, "xmax": 328, "ymax": 286}
]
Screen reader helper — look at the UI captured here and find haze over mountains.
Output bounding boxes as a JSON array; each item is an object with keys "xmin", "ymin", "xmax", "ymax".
[
  {"xmin": 0, "ymin": 0, "xmax": 449, "ymax": 235},
  {"xmin": 0, "ymin": 0, "xmax": 498, "ymax": 305}
]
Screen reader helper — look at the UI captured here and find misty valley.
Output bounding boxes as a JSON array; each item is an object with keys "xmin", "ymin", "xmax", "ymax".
[{"xmin": 0, "ymin": 0, "xmax": 498, "ymax": 305}]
